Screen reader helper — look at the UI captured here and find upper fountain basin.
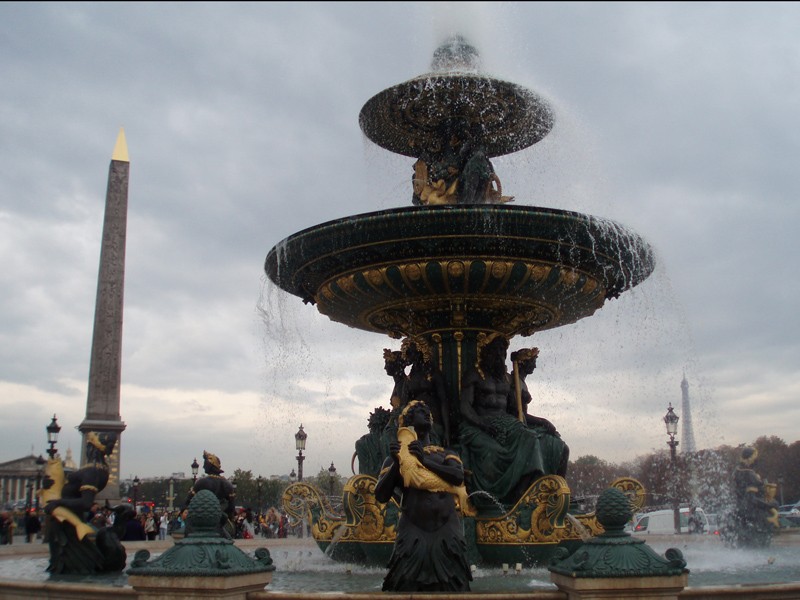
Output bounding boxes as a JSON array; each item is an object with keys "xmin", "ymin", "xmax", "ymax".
[
  {"xmin": 359, "ymin": 73, "xmax": 554, "ymax": 159},
  {"xmin": 265, "ymin": 205, "xmax": 655, "ymax": 339}
]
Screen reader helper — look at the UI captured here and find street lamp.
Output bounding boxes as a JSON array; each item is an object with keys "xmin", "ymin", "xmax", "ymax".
[
  {"xmin": 35, "ymin": 455, "xmax": 46, "ymax": 510},
  {"xmin": 294, "ymin": 425, "xmax": 307, "ymax": 482},
  {"xmin": 287, "ymin": 468, "xmax": 300, "ymax": 537},
  {"xmin": 132, "ymin": 475, "xmax": 140, "ymax": 512},
  {"xmin": 191, "ymin": 458, "xmax": 199, "ymax": 483},
  {"xmin": 778, "ymin": 475, "xmax": 785, "ymax": 506},
  {"xmin": 663, "ymin": 403, "xmax": 680, "ymax": 534},
  {"xmin": 46, "ymin": 415, "xmax": 61, "ymax": 459},
  {"xmin": 328, "ymin": 462, "xmax": 337, "ymax": 497},
  {"xmin": 168, "ymin": 477, "xmax": 175, "ymax": 511},
  {"xmin": 256, "ymin": 476, "xmax": 265, "ymax": 513}
]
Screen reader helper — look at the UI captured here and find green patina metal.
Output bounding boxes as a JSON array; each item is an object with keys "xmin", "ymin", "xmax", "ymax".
[
  {"xmin": 127, "ymin": 489, "xmax": 275, "ymax": 577},
  {"xmin": 267, "ymin": 35, "xmax": 659, "ymax": 574},
  {"xmin": 549, "ymin": 487, "xmax": 688, "ymax": 578}
]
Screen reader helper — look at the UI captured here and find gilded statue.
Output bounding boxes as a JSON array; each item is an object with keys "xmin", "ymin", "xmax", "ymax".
[
  {"xmin": 411, "ymin": 118, "xmax": 513, "ymax": 206},
  {"xmin": 184, "ymin": 450, "xmax": 236, "ymax": 538},
  {"xmin": 41, "ymin": 431, "xmax": 133, "ymax": 574},
  {"xmin": 375, "ymin": 400, "xmax": 472, "ymax": 592}
]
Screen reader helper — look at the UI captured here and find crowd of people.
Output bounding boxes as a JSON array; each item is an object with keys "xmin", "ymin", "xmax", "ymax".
[
  {"xmin": 233, "ymin": 507, "xmax": 299, "ymax": 539},
  {"xmin": 0, "ymin": 509, "xmax": 42, "ymax": 545},
  {"xmin": 114, "ymin": 505, "xmax": 301, "ymax": 541},
  {"xmin": 0, "ymin": 502, "xmax": 303, "ymax": 544}
]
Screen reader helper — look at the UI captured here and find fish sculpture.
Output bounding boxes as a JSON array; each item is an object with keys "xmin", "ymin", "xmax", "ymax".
[{"xmin": 397, "ymin": 426, "xmax": 476, "ymax": 516}]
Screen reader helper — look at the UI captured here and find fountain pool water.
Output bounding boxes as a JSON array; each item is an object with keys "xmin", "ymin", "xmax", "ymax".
[{"xmin": 1, "ymin": 537, "xmax": 799, "ymax": 594}]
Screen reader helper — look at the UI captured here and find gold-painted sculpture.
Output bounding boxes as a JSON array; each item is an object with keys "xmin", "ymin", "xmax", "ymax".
[
  {"xmin": 39, "ymin": 456, "xmax": 96, "ymax": 541},
  {"xmin": 396, "ymin": 426, "xmax": 476, "ymax": 516}
]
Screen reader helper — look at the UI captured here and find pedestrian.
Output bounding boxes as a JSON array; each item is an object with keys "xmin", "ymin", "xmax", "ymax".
[
  {"xmin": 122, "ymin": 513, "xmax": 146, "ymax": 541},
  {"xmin": 0, "ymin": 513, "xmax": 10, "ymax": 545},
  {"xmin": 687, "ymin": 506, "xmax": 704, "ymax": 534},
  {"xmin": 144, "ymin": 512, "xmax": 157, "ymax": 541},
  {"xmin": 159, "ymin": 512, "xmax": 169, "ymax": 540},
  {"xmin": 4, "ymin": 514, "xmax": 15, "ymax": 545},
  {"xmin": 24, "ymin": 509, "xmax": 41, "ymax": 543}
]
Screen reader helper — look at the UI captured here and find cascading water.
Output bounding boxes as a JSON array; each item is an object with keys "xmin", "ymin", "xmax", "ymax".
[{"xmin": 264, "ymin": 34, "xmax": 659, "ymax": 568}]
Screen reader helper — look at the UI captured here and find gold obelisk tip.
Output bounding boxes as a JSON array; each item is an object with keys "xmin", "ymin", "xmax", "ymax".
[{"xmin": 112, "ymin": 127, "xmax": 129, "ymax": 162}]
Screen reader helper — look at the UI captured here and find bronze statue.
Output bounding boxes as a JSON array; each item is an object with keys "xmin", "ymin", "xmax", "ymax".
[
  {"xmin": 509, "ymin": 347, "xmax": 564, "ymax": 440},
  {"xmin": 459, "ymin": 333, "xmax": 569, "ymax": 505},
  {"xmin": 354, "ymin": 406, "xmax": 392, "ymax": 476},
  {"xmin": 384, "ymin": 348, "xmax": 408, "ymax": 410},
  {"xmin": 41, "ymin": 431, "xmax": 133, "ymax": 574},
  {"xmin": 375, "ymin": 400, "xmax": 472, "ymax": 592},
  {"xmin": 184, "ymin": 450, "xmax": 236, "ymax": 538},
  {"xmin": 401, "ymin": 337, "xmax": 450, "ymax": 446},
  {"xmin": 411, "ymin": 118, "xmax": 513, "ymax": 206},
  {"xmin": 380, "ymin": 348, "xmax": 409, "ymax": 461},
  {"xmin": 723, "ymin": 446, "xmax": 780, "ymax": 547}
]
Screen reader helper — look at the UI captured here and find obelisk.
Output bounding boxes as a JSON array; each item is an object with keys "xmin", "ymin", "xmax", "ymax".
[{"xmin": 78, "ymin": 128, "xmax": 130, "ymax": 501}]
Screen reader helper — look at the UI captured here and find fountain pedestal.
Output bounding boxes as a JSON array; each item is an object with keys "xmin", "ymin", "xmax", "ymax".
[
  {"xmin": 549, "ymin": 573, "xmax": 688, "ymax": 600},
  {"xmin": 549, "ymin": 488, "xmax": 688, "ymax": 600},
  {"xmin": 128, "ymin": 572, "xmax": 271, "ymax": 600},
  {"xmin": 127, "ymin": 490, "xmax": 274, "ymax": 600}
]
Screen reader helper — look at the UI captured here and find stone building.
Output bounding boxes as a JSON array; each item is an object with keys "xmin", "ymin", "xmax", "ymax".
[{"xmin": 0, "ymin": 449, "xmax": 76, "ymax": 510}]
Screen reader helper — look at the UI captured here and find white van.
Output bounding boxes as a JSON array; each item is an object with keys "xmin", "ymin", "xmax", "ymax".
[{"xmin": 633, "ymin": 507, "xmax": 709, "ymax": 534}]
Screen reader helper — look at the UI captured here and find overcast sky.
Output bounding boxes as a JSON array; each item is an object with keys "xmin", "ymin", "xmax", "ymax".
[{"xmin": 1, "ymin": 2, "xmax": 798, "ymax": 483}]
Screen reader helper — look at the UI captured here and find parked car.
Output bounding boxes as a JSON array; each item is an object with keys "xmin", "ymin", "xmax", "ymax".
[
  {"xmin": 778, "ymin": 501, "xmax": 800, "ymax": 528},
  {"xmin": 705, "ymin": 512, "xmax": 721, "ymax": 535},
  {"xmin": 633, "ymin": 507, "xmax": 709, "ymax": 534}
]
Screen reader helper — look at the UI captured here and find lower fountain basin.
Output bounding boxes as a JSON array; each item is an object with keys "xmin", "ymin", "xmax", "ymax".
[
  {"xmin": 2, "ymin": 535, "xmax": 800, "ymax": 597},
  {"xmin": 265, "ymin": 205, "xmax": 655, "ymax": 339}
]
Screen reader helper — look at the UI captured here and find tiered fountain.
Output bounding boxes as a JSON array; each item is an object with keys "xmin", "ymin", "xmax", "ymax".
[{"xmin": 265, "ymin": 36, "xmax": 654, "ymax": 567}]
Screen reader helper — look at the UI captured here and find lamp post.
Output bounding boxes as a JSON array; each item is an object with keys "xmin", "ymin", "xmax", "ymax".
[
  {"xmin": 191, "ymin": 458, "xmax": 199, "ymax": 483},
  {"xmin": 778, "ymin": 475, "xmax": 785, "ymax": 506},
  {"xmin": 168, "ymin": 477, "xmax": 175, "ymax": 511},
  {"xmin": 256, "ymin": 476, "xmax": 265, "ymax": 513},
  {"xmin": 328, "ymin": 462, "xmax": 337, "ymax": 497},
  {"xmin": 34, "ymin": 455, "xmax": 45, "ymax": 511},
  {"xmin": 294, "ymin": 425, "xmax": 307, "ymax": 482},
  {"xmin": 132, "ymin": 475, "xmax": 140, "ymax": 513},
  {"xmin": 288, "ymin": 468, "xmax": 300, "ymax": 537},
  {"xmin": 46, "ymin": 415, "xmax": 61, "ymax": 459},
  {"xmin": 664, "ymin": 403, "xmax": 680, "ymax": 534}
]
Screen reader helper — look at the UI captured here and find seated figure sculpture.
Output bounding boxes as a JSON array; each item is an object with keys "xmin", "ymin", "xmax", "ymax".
[
  {"xmin": 42, "ymin": 431, "xmax": 134, "ymax": 574},
  {"xmin": 459, "ymin": 333, "xmax": 569, "ymax": 506},
  {"xmin": 184, "ymin": 450, "xmax": 236, "ymax": 538},
  {"xmin": 509, "ymin": 347, "xmax": 569, "ymax": 474},
  {"xmin": 375, "ymin": 400, "xmax": 472, "ymax": 592}
]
